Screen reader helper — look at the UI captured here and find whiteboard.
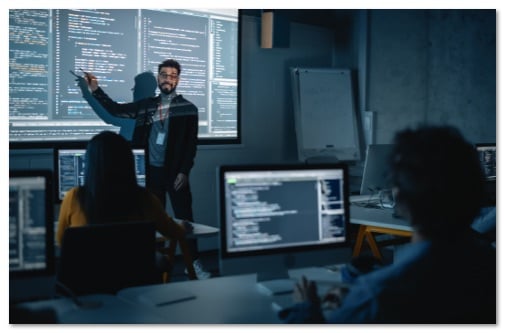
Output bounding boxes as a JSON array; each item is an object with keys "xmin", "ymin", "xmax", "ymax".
[{"xmin": 291, "ymin": 68, "xmax": 361, "ymax": 162}]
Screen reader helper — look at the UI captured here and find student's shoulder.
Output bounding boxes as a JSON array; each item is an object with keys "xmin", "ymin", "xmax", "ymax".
[
  {"xmin": 60, "ymin": 187, "xmax": 80, "ymax": 205},
  {"xmin": 66, "ymin": 186, "xmax": 80, "ymax": 198}
]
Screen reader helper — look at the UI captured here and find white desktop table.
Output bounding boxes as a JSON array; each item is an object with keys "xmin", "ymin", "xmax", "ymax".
[
  {"xmin": 156, "ymin": 221, "xmax": 219, "ymax": 240},
  {"xmin": 350, "ymin": 205, "xmax": 413, "ymax": 260},
  {"xmin": 12, "ymin": 294, "xmax": 169, "ymax": 324},
  {"xmin": 120, "ymin": 273, "xmax": 280, "ymax": 323},
  {"xmin": 185, "ymin": 221, "xmax": 220, "ymax": 238},
  {"xmin": 117, "ymin": 266, "xmax": 342, "ymax": 324},
  {"xmin": 14, "ymin": 267, "xmax": 343, "ymax": 324}
]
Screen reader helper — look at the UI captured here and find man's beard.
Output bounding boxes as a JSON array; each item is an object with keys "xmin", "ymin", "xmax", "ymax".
[{"xmin": 159, "ymin": 83, "xmax": 175, "ymax": 95}]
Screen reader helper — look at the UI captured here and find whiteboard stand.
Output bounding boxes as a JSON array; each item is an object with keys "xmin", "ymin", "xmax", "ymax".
[
  {"xmin": 363, "ymin": 111, "xmax": 376, "ymax": 147},
  {"xmin": 290, "ymin": 67, "xmax": 361, "ymax": 163}
]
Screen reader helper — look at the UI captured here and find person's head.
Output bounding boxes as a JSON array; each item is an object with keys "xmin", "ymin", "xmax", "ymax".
[
  {"xmin": 79, "ymin": 131, "xmax": 141, "ymax": 223},
  {"xmin": 389, "ymin": 125, "xmax": 485, "ymax": 239},
  {"xmin": 133, "ymin": 71, "xmax": 157, "ymax": 102},
  {"xmin": 157, "ymin": 59, "xmax": 181, "ymax": 95}
]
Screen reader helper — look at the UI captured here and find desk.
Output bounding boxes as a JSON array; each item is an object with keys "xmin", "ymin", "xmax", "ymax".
[
  {"xmin": 13, "ymin": 267, "xmax": 342, "ymax": 324},
  {"xmin": 186, "ymin": 222, "xmax": 220, "ymax": 238},
  {"xmin": 156, "ymin": 221, "xmax": 219, "ymax": 241},
  {"xmin": 118, "ymin": 266, "xmax": 341, "ymax": 324},
  {"xmin": 12, "ymin": 294, "xmax": 168, "ymax": 324},
  {"xmin": 350, "ymin": 205, "xmax": 413, "ymax": 260},
  {"xmin": 119, "ymin": 274, "xmax": 279, "ymax": 323}
]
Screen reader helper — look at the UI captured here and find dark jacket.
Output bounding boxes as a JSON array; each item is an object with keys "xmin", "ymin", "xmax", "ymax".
[{"xmin": 92, "ymin": 87, "xmax": 198, "ymax": 177}]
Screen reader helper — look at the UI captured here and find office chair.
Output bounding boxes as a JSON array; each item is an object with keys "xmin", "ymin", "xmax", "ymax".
[{"xmin": 57, "ymin": 221, "xmax": 161, "ymax": 296}]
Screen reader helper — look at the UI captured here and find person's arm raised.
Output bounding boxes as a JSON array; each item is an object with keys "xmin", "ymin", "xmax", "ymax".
[{"xmin": 83, "ymin": 72, "xmax": 99, "ymax": 92}]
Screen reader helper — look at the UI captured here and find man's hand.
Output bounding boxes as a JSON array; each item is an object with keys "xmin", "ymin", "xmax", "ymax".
[
  {"xmin": 83, "ymin": 72, "xmax": 99, "ymax": 92},
  {"xmin": 174, "ymin": 173, "xmax": 188, "ymax": 191},
  {"xmin": 181, "ymin": 220, "xmax": 194, "ymax": 233},
  {"xmin": 321, "ymin": 285, "xmax": 348, "ymax": 309},
  {"xmin": 293, "ymin": 276, "xmax": 321, "ymax": 305}
]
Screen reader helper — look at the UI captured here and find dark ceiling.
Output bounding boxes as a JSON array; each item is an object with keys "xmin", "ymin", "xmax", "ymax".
[{"xmin": 240, "ymin": 9, "xmax": 355, "ymax": 30}]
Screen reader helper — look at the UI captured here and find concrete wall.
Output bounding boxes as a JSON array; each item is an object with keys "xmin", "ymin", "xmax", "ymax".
[{"xmin": 367, "ymin": 9, "xmax": 496, "ymax": 144}]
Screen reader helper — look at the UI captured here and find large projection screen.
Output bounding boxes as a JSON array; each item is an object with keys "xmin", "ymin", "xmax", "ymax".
[{"xmin": 9, "ymin": 9, "xmax": 239, "ymax": 146}]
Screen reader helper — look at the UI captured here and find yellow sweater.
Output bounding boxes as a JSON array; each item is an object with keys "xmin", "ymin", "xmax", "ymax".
[
  {"xmin": 56, "ymin": 187, "xmax": 197, "ymax": 279},
  {"xmin": 56, "ymin": 187, "xmax": 185, "ymax": 246}
]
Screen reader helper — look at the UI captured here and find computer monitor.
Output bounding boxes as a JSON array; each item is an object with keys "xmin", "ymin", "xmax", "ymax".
[
  {"xmin": 10, "ymin": 170, "xmax": 55, "ymax": 303},
  {"xmin": 360, "ymin": 144, "xmax": 394, "ymax": 195},
  {"xmin": 55, "ymin": 148, "xmax": 146, "ymax": 201},
  {"xmin": 476, "ymin": 144, "xmax": 496, "ymax": 181},
  {"xmin": 218, "ymin": 163, "xmax": 350, "ymax": 283}
]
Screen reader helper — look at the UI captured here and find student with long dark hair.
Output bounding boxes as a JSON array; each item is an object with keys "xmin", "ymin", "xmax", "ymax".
[{"xmin": 56, "ymin": 131, "xmax": 196, "ymax": 279}]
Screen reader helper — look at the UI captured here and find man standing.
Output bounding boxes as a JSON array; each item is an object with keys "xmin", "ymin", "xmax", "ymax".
[{"xmin": 82, "ymin": 59, "xmax": 210, "ymax": 279}]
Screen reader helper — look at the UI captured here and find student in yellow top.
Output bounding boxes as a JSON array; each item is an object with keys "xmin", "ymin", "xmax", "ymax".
[{"xmin": 57, "ymin": 130, "xmax": 196, "ymax": 279}]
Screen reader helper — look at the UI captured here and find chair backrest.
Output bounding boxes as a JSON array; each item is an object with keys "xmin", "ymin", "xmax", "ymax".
[{"xmin": 57, "ymin": 221, "xmax": 160, "ymax": 296}]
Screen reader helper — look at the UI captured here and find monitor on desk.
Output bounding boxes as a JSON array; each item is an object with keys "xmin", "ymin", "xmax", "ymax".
[
  {"xmin": 360, "ymin": 144, "xmax": 394, "ymax": 195},
  {"xmin": 476, "ymin": 144, "xmax": 496, "ymax": 181},
  {"xmin": 55, "ymin": 147, "xmax": 146, "ymax": 201},
  {"xmin": 10, "ymin": 170, "xmax": 55, "ymax": 302},
  {"xmin": 218, "ymin": 164, "xmax": 350, "ymax": 285}
]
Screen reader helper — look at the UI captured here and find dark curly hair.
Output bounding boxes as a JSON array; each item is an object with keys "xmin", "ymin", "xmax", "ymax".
[
  {"xmin": 158, "ymin": 59, "xmax": 181, "ymax": 75},
  {"xmin": 390, "ymin": 125, "xmax": 485, "ymax": 238}
]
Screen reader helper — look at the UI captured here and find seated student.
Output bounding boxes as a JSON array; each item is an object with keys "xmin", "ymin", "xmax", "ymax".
[
  {"xmin": 56, "ymin": 131, "xmax": 196, "ymax": 279},
  {"xmin": 281, "ymin": 125, "xmax": 496, "ymax": 324}
]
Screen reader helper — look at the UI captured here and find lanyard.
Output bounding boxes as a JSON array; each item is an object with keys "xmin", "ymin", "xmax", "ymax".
[{"xmin": 158, "ymin": 102, "xmax": 170, "ymax": 128}]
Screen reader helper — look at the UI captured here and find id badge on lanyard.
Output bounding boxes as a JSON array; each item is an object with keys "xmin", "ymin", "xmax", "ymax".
[{"xmin": 156, "ymin": 132, "xmax": 166, "ymax": 145}]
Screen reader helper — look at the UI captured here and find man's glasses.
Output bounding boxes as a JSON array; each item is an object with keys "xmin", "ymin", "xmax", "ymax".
[{"xmin": 159, "ymin": 73, "xmax": 179, "ymax": 80}]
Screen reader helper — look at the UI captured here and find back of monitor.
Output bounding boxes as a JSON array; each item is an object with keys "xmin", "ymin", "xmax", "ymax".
[{"xmin": 360, "ymin": 144, "xmax": 394, "ymax": 195}]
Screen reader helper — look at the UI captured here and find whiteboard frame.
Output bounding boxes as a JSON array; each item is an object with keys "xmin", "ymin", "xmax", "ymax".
[{"xmin": 291, "ymin": 67, "xmax": 361, "ymax": 162}]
